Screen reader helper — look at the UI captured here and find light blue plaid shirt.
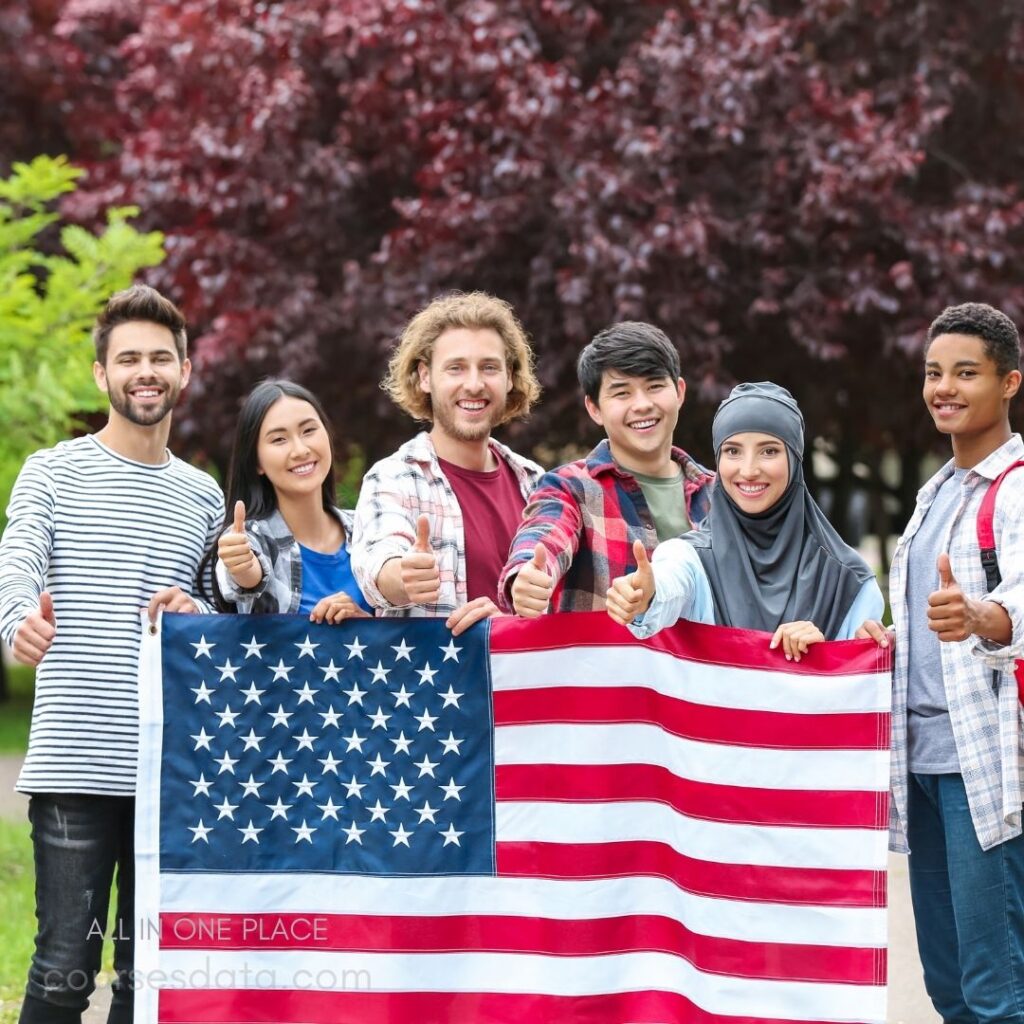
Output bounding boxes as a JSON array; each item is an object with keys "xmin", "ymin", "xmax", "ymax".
[{"xmin": 889, "ymin": 433, "xmax": 1024, "ymax": 853}]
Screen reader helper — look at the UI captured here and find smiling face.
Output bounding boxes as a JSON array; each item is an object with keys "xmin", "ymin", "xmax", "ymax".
[
  {"xmin": 717, "ymin": 432, "xmax": 790, "ymax": 514},
  {"xmin": 418, "ymin": 327, "xmax": 513, "ymax": 443},
  {"xmin": 93, "ymin": 321, "xmax": 190, "ymax": 427},
  {"xmin": 924, "ymin": 332, "xmax": 1020, "ymax": 442},
  {"xmin": 585, "ymin": 370, "xmax": 685, "ymax": 475},
  {"xmin": 256, "ymin": 396, "xmax": 333, "ymax": 501}
]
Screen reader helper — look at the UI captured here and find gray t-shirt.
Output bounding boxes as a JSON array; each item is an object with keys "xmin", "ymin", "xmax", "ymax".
[
  {"xmin": 906, "ymin": 468, "xmax": 966, "ymax": 773},
  {"xmin": 632, "ymin": 468, "xmax": 691, "ymax": 543}
]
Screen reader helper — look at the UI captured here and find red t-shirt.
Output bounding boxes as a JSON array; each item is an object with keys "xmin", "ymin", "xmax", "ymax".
[{"xmin": 438, "ymin": 456, "xmax": 526, "ymax": 603}]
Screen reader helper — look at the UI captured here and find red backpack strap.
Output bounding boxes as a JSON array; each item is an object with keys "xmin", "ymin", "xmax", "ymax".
[{"xmin": 976, "ymin": 459, "xmax": 1024, "ymax": 591}]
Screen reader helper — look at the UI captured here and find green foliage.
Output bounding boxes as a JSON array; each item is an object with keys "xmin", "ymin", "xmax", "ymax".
[{"xmin": 0, "ymin": 155, "xmax": 165, "ymax": 527}]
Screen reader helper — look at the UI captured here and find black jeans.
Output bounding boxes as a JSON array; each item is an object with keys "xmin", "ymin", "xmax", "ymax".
[{"xmin": 18, "ymin": 793, "xmax": 135, "ymax": 1024}]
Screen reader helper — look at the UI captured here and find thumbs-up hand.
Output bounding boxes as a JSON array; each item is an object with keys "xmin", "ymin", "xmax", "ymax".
[
  {"xmin": 217, "ymin": 500, "xmax": 262, "ymax": 589},
  {"xmin": 12, "ymin": 590, "xmax": 57, "ymax": 666},
  {"xmin": 927, "ymin": 553, "xmax": 977, "ymax": 642},
  {"xmin": 606, "ymin": 539, "xmax": 656, "ymax": 626},
  {"xmin": 400, "ymin": 514, "xmax": 441, "ymax": 605},
  {"xmin": 511, "ymin": 542, "xmax": 556, "ymax": 619}
]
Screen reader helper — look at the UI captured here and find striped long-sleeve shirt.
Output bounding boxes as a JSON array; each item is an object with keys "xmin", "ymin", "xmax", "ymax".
[{"xmin": 0, "ymin": 435, "xmax": 224, "ymax": 795}]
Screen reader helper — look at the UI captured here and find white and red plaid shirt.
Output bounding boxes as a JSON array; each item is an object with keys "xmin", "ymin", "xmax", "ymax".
[
  {"xmin": 889, "ymin": 433, "xmax": 1024, "ymax": 853},
  {"xmin": 351, "ymin": 431, "xmax": 543, "ymax": 617}
]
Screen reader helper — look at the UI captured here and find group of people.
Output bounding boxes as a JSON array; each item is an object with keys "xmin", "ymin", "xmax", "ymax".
[{"xmin": 0, "ymin": 283, "xmax": 1022, "ymax": 1022}]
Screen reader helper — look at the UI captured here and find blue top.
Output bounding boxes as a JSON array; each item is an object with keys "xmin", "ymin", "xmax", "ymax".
[
  {"xmin": 298, "ymin": 543, "xmax": 374, "ymax": 615},
  {"xmin": 630, "ymin": 537, "xmax": 884, "ymax": 640}
]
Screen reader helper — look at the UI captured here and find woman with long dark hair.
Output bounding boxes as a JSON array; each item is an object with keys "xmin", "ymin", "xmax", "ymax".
[
  {"xmin": 198, "ymin": 379, "xmax": 372, "ymax": 620},
  {"xmin": 606, "ymin": 381, "xmax": 883, "ymax": 655}
]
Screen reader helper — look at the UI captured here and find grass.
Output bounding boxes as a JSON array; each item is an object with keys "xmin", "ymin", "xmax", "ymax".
[
  {"xmin": 0, "ymin": 666, "xmax": 33, "ymax": 755},
  {"xmin": 0, "ymin": 818, "xmax": 34, "ymax": 1023}
]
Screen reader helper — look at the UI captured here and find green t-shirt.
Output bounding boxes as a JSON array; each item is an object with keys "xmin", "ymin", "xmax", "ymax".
[{"xmin": 631, "ymin": 468, "xmax": 691, "ymax": 542}]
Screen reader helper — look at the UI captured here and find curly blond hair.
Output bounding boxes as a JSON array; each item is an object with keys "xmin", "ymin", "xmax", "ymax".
[{"xmin": 382, "ymin": 292, "xmax": 541, "ymax": 423}]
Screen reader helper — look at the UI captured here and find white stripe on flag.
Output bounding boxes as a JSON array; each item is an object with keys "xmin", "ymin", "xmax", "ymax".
[
  {"xmin": 494, "ymin": 801, "xmax": 889, "ymax": 868},
  {"xmin": 494, "ymin": 722, "xmax": 890, "ymax": 791},
  {"xmin": 153, "ymin": 948, "xmax": 887, "ymax": 1021},
  {"xmin": 159, "ymin": 872, "xmax": 887, "ymax": 948},
  {"xmin": 491, "ymin": 647, "xmax": 889, "ymax": 713}
]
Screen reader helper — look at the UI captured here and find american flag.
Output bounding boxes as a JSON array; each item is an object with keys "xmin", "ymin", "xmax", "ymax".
[{"xmin": 135, "ymin": 612, "xmax": 891, "ymax": 1023}]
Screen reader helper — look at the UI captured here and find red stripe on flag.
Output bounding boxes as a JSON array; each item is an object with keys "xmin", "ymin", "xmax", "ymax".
[
  {"xmin": 158, "ymin": 911, "xmax": 882, "ymax": 985},
  {"xmin": 494, "ymin": 685, "xmax": 890, "ymax": 750},
  {"xmin": 495, "ymin": 763, "xmax": 889, "ymax": 830},
  {"xmin": 490, "ymin": 612, "xmax": 892, "ymax": 676},
  {"xmin": 159, "ymin": 987, "xmax": 874, "ymax": 1024},
  {"xmin": 497, "ymin": 841, "xmax": 886, "ymax": 908}
]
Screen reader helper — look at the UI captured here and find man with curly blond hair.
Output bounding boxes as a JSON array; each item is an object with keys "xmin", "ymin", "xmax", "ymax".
[{"xmin": 352, "ymin": 292, "xmax": 543, "ymax": 633}]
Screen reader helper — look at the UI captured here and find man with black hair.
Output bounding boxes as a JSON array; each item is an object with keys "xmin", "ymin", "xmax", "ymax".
[
  {"xmin": 498, "ymin": 321, "xmax": 713, "ymax": 615},
  {"xmin": 0, "ymin": 285, "xmax": 223, "ymax": 1023},
  {"xmin": 859, "ymin": 302, "xmax": 1024, "ymax": 1021}
]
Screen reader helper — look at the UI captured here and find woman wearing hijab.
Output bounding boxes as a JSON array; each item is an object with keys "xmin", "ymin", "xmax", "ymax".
[{"xmin": 606, "ymin": 382, "xmax": 884, "ymax": 658}]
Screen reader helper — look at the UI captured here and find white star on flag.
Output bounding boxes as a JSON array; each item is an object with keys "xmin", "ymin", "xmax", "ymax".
[
  {"xmin": 414, "ymin": 755, "xmax": 438, "ymax": 778},
  {"xmin": 367, "ymin": 753, "xmax": 390, "ymax": 777},
  {"xmin": 267, "ymin": 753, "xmax": 292, "ymax": 775},
  {"xmin": 318, "ymin": 752, "xmax": 342, "ymax": 775},
  {"xmin": 215, "ymin": 705, "xmax": 240, "ymax": 728},
  {"xmin": 294, "ymin": 728, "xmax": 317, "ymax": 752},
  {"xmin": 239, "ymin": 774, "xmax": 264, "ymax": 798},
  {"xmin": 214, "ymin": 799, "xmax": 238, "ymax": 821},
  {"xmin": 190, "ymin": 636, "xmax": 215, "ymax": 659},
  {"xmin": 189, "ymin": 820, "xmax": 213, "ymax": 843},
  {"xmin": 391, "ymin": 731, "xmax": 413, "ymax": 755},
  {"xmin": 368, "ymin": 706, "xmax": 392, "ymax": 730},
  {"xmin": 318, "ymin": 705, "xmax": 342, "ymax": 728},
  {"xmin": 391, "ymin": 684, "xmax": 414, "ymax": 708},
  {"xmin": 319, "ymin": 659, "xmax": 343, "ymax": 681},
  {"xmin": 190, "ymin": 728, "xmax": 213, "ymax": 752},
  {"xmin": 439, "ymin": 732, "xmax": 464, "ymax": 756},
  {"xmin": 389, "ymin": 823, "xmax": 413, "ymax": 847},
  {"xmin": 292, "ymin": 820, "xmax": 317, "ymax": 843},
  {"xmin": 266, "ymin": 797, "xmax": 292, "ymax": 820},
  {"xmin": 292, "ymin": 774, "xmax": 317, "ymax": 798},
  {"xmin": 241, "ymin": 682, "xmax": 265, "ymax": 705},
  {"xmin": 270, "ymin": 660, "xmax": 293, "ymax": 681},
  {"xmin": 369, "ymin": 661, "xmax": 391, "ymax": 684},
  {"xmin": 241, "ymin": 636, "xmax": 266, "ymax": 659},
  {"xmin": 439, "ymin": 639, "xmax": 461, "ymax": 662},
  {"xmin": 216, "ymin": 659, "xmax": 239, "ymax": 681},
  {"xmin": 439, "ymin": 685, "xmax": 463, "ymax": 709},
  {"xmin": 343, "ymin": 682, "xmax": 367, "ymax": 706},
  {"xmin": 416, "ymin": 662, "xmax": 438, "ymax": 685},
  {"xmin": 415, "ymin": 708, "xmax": 438, "ymax": 732},
  {"xmin": 390, "ymin": 777, "xmax": 414, "ymax": 801},
  {"xmin": 416, "ymin": 801, "xmax": 438, "ymax": 824},
  {"xmin": 344, "ymin": 637, "xmax": 366, "ymax": 660},
  {"xmin": 317, "ymin": 797, "xmax": 342, "ymax": 821},
  {"xmin": 293, "ymin": 682, "xmax": 318, "ymax": 705},
  {"xmin": 343, "ymin": 821, "xmax": 365, "ymax": 844},
  {"xmin": 440, "ymin": 823, "xmax": 464, "ymax": 846},
  {"xmin": 368, "ymin": 800, "xmax": 389, "ymax": 822},
  {"xmin": 240, "ymin": 728, "xmax": 264, "ymax": 751},
  {"xmin": 191, "ymin": 681, "xmax": 214, "ymax": 704},
  {"xmin": 238, "ymin": 820, "xmax": 263, "ymax": 844},
  {"xmin": 391, "ymin": 639, "xmax": 414, "ymax": 661},
  {"xmin": 440, "ymin": 777, "xmax": 464, "ymax": 801},
  {"xmin": 267, "ymin": 704, "xmax": 292, "ymax": 728},
  {"xmin": 189, "ymin": 773, "xmax": 213, "ymax": 797},
  {"xmin": 343, "ymin": 730, "xmax": 366, "ymax": 753},
  {"xmin": 343, "ymin": 776, "xmax": 366, "ymax": 799},
  {"xmin": 214, "ymin": 751, "xmax": 238, "ymax": 775},
  {"xmin": 295, "ymin": 635, "xmax": 320, "ymax": 658}
]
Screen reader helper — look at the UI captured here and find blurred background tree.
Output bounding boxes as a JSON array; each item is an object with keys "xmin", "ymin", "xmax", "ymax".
[{"xmin": 1, "ymin": 0, "xmax": 1023, "ymax": 564}]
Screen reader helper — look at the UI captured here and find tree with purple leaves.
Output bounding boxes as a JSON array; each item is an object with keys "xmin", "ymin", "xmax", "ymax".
[{"xmin": 3, "ymin": 0, "xmax": 1023, "ymax": 556}]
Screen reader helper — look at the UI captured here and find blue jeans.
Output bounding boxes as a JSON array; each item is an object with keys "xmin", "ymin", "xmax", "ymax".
[
  {"xmin": 908, "ymin": 772, "xmax": 1024, "ymax": 1022},
  {"xmin": 18, "ymin": 793, "xmax": 135, "ymax": 1024}
]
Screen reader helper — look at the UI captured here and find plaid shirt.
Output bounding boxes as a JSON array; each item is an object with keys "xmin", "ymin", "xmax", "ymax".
[
  {"xmin": 889, "ymin": 433, "xmax": 1024, "ymax": 853},
  {"xmin": 351, "ymin": 431, "xmax": 543, "ymax": 617},
  {"xmin": 497, "ymin": 439, "xmax": 714, "ymax": 613},
  {"xmin": 216, "ymin": 507, "xmax": 358, "ymax": 614}
]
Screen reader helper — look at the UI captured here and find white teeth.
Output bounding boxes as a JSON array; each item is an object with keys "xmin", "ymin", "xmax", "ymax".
[
  {"xmin": 290, "ymin": 463, "xmax": 316, "ymax": 475},
  {"xmin": 737, "ymin": 484, "xmax": 767, "ymax": 493},
  {"xmin": 629, "ymin": 420, "xmax": 657, "ymax": 429},
  {"xmin": 459, "ymin": 401, "xmax": 486, "ymax": 410}
]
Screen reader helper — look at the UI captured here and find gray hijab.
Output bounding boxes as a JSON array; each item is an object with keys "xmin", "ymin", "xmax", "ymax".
[{"xmin": 682, "ymin": 382, "xmax": 873, "ymax": 637}]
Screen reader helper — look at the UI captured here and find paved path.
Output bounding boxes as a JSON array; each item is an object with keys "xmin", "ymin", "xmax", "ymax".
[{"xmin": 0, "ymin": 755, "xmax": 938, "ymax": 1021}]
